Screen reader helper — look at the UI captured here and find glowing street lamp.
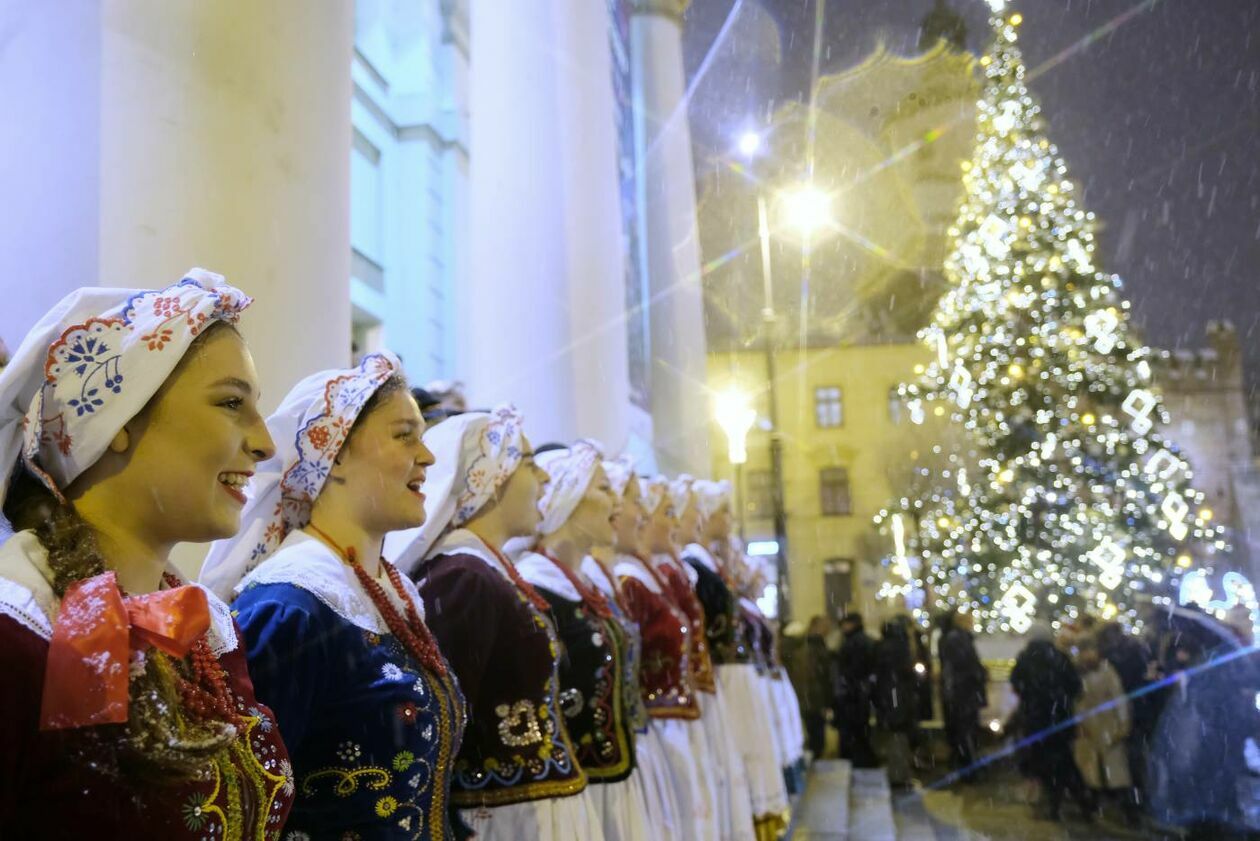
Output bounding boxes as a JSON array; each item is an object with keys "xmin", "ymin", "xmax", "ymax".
[
  {"xmin": 736, "ymin": 130, "xmax": 762, "ymax": 159},
  {"xmin": 777, "ymin": 183, "xmax": 834, "ymax": 238},
  {"xmin": 714, "ymin": 387, "xmax": 756, "ymax": 465}
]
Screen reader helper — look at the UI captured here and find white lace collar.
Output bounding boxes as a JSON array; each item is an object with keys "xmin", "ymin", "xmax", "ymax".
[
  {"xmin": 581, "ymin": 556, "xmax": 619, "ymax": 599},
  {"xmin": 426, "ymin": 528, "xmax": 515, "ymax": 581},
  {"xmin": 0, "ymin": 529, "xmax": 237, "ymax": 654},
  {"xmin": 614, "ymin": 553, "xmax": 662, "ymax": 594},
  {"xmin": 235, "ymin": 531, "xmax": 425, "ymax": 634},
  {"xmin": 683, "ymin": 543, "xmax": 719, "ymax": 574},
  {"xmin": 516, "ymin": 551, "xmax": 581, "ymax": 602}
]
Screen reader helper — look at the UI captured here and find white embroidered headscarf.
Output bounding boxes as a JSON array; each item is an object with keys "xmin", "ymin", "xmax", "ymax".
[
  {"xmin": 0, "ymin": 270, "xmax": 252, "ymax": 528},
  {"xmin": 668, "ymin": 474, "xmax": 696, "ymax": 515},
  {"xmin": 384, "ymin": 404, "xmax": 525, "ymax": 575},
  {"xmin": 199, "ymin": 353, "xmax": 403, "ymax": 600},
  {"xmin": 640, "ymin": 475, "xmax": 670, "ymax": 516},
  {"xmin": 536, "ymin": 440, "xmax": 602, "ymax": 536},
  {"xmin": 603, "ymin": 454, "xmax": 635, "ymax": 498},
  {"xmin": 693, "ymin": 479, "xmax": 732, "ymax": 518}
]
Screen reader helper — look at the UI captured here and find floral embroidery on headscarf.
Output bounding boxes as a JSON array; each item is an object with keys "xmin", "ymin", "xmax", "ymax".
[
  {"xmin": 17, "ymin": 272, "xmax": 251, "ymax": 504},
  {"xmin": 536, "ymin": 440, "xmax": 602, "ymax": 535},
  {"xmin": 602, "ymin": 454, "xmax": 635, "ymax": 498},
  {"xmin": 451, "ymin": 405, "xmax": 524, "ymax": 527},
  {"xmin": 280, "ymin": 354, "xmax": 396, "ymax": 530}
]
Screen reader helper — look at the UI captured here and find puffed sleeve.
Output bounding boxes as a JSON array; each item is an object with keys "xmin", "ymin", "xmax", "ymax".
[
  {"xmin": 415, "ymin": 556, "xmax": 503, "ymax": 708},
  {"xmin": 232, "ymin": 584, "xmax": 332, "ymax": 753}
]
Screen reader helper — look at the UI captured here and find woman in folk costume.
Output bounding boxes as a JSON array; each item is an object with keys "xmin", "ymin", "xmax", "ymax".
[
  {"xmin": 588, "ymin": 457, "xmax": 685, "ymax": 837},
  {"xmin": 198, "ymin": 353, "xmax": 466, "ymax": 840},
  {"xmin": 0, "ymin": 272, "xmax": 295, "ymax": 839},
  {"xmin": 382, "ymin": 407, "xmax": 601, "ymax": 841},
  {"xmin": 624, "ymin": 474, "xmax": 719, "ymax": 839},
  {"xmin": 735, "ymin": 559, "xmax": 807, "ymax": 794},
  {"xmin": 513, "ymin": 442, "xmax": 650, "ymax": 841},
  {"xmin": 671, "ymin": 475, "xmax": 755, "ymax": 841},
  {"xmin": 690, "ymin": 480, "xmax": 789, "ymax": 839},
  {"xmin": 604, "ymin": 469, "xmax": 700, "ymax": 838}
]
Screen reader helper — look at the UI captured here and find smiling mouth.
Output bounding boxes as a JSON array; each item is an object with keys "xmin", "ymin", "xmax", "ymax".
[
  {"xmin": 406, "ymin": 477, "xmax": 425, "ymax": 498},
  {"xmin": 218, "ymin": 471, "xmax": 252, "ymax": 505}
]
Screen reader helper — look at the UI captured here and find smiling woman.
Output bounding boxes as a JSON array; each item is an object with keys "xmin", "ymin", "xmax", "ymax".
[
  {"xmin": 384, "ymin": 407, "xmax": 603, "ymax": 841},
  {"xmin": 0, "ymin": 270, "xmax": 294, "ymax": 840},
  {"xmin": 199, "ymin": 353, "xmax": 465, "ymax": 841},
  {"xmin": 516, "ymin": 442, "xmax": 651, "ymax": 841}
]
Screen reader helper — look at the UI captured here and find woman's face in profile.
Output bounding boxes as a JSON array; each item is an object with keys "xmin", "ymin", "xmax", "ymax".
[{"xmin": 97, "ymin": 326, "xmax": 274, "ymax": 544}]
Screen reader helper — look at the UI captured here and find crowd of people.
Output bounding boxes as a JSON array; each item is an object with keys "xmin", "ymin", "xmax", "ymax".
[
  {"xmin": 786, "ymin": 595, "xmax": 1260, "ymax": 836},
  {"xmin": 783, "ymin": 610, "xmax": 982, "ymax": 788},
  {"xmin": 1008, "ymin": 611, "xmax": 1260, "ymax": 835},
  {"xmin": 0, "ymin": 271, "xmax": 806, "ymax": 840}
]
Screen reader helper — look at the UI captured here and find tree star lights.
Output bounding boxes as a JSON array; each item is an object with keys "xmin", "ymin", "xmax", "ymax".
[{"xmin": 875, "ymin": 4, "xmax": 1227, "ymax": 631}]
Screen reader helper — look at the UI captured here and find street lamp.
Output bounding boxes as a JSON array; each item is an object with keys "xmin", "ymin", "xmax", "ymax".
[
  {"xmin": 736, "ymin": 130, "xmax": 763, "ymax": 159},
  {"xmin": 776, "ymin": 184, "xmax": 834, "ymax": 239},
  {"xmin": 752, "ymin": 178, "xmax": 835, "ymax": 623},
  {"xmin": 714, "ymin": 387, "xmax": 757, "ymax": 541}
]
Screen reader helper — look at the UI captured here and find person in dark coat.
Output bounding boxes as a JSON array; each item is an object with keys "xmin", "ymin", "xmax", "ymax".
[
  {"xmin": 938, "ymin": 610, "xmax": 988, "ymax": 773},
  {"xmin": 875, "ymin": 618, "xmax": 919, "ymax": 785},
  {"xmin": 833, "ymin": 612, "xmax": 879, "ymax": 767},
  {"xmin": 787, "ymin": 615, "xmax": 834, "ymax": 760},
  {"xmin": 1145, "ymin": 606, "xmax": 1260, "ymax": 837},
  {"xmin": 1010, "ymin": 622, "xmax": 1094, "ymax": 821},
  {"xmin": 1096, "ymin": 621, "xmax": 1157, "ymax": 804},
  {"xmin": 907, "ymin": 620, "xmax": 935, "ymax": 723}
]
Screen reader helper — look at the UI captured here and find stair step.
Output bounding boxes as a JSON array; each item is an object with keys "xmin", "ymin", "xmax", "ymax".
[
  {"xmin": 794, "ymin": 759, "xmax": 852, "ymax": 840},
  {"xmin": 891, "ymin": 789, "xmax": 939, "ymax": 841},
  {"xmin": 850, "ymin": 768, "xmax": 897, "ymax": 841}
]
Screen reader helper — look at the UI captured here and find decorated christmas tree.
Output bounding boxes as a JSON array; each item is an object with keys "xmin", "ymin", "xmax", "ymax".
[{"xmin": 877, "ymin": 0, "xmax": 1227, "ymax": 633}]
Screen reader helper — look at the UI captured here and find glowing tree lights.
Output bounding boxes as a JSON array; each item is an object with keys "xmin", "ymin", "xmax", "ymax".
[{"xmin": 876, "ymin": 4, "xmax": 1226, "ymax": 631}]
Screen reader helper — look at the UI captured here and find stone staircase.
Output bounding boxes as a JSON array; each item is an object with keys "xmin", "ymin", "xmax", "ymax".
[{"xmin": 791, "ymin": 760, "xmax": 898, "ymax": 840}]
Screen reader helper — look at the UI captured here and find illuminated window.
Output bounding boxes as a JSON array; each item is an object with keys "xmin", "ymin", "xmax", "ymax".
[
  {"xmin": 819, "ymin": 467, "xmax": 852, "ymax": 516},
  {"xmin": 746, "ymin": 469, "xmax": 774, "ymax": 518},
  {"xmin": 815, "ymin": 386, "xmax": 844, "ymax": 428}
]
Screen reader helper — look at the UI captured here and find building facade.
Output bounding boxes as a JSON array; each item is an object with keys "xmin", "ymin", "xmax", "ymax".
[
  {"xmin": 707, "ymin": 343, "xmax": 932, "ymax": 622},
  {"xmin": 709, "ymin": 329, "xmax": 1260, "ymax": 624}
]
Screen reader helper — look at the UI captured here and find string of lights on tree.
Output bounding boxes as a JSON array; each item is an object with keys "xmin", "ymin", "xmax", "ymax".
[{"xmin": 874, "ymin": 0, "xmax": 1233, "ymax": 635}]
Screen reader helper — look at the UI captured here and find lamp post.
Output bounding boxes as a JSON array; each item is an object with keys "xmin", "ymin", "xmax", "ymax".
[
  {"xmin": 757, "ymin": 180, "xmax": 834, "ymax": 623},
  {"xmin": 736, "ymin": 130, "xmax": 834, "ymax": 622},
  {"xmin": 714, "ymin": 387, "xmax": 757, "ymax": 542}
]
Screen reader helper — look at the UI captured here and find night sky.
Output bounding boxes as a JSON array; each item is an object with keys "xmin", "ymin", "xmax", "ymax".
[{"xmin": 684, "ymin": 0, "xmax": 1260, "ymax": 390}]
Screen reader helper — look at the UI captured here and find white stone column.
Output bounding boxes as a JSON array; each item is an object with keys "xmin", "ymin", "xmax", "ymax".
[
  {"xmin": 463, "ymin": 0, "xmax": 575, "ymax": 439},
  {"xmin": 554, "ymin": 0, "xmax": 633, "ymax": 452},
  {"xmin": 1, "ymin": 3, "xmax": 353, "ymax": 573},
  {"xmin": 463, "ymin": 0, "xmax": 631, "ymax": 451},
  {"xmin": 0, "ymin": 1, "xmax": 103, "ymax": 346},
  {"xmin": 630, "ymin": 0, "xmax": 712, "ymax": 475},
  {"xmin": 97, "ymin": 0, "xmax": 355, "ymax": 407}
]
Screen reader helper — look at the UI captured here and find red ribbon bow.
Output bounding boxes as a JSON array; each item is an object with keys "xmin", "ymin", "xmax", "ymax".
[{"xmin": 39, "ymin": 570, "xmax": 211, "ymax": 731}]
